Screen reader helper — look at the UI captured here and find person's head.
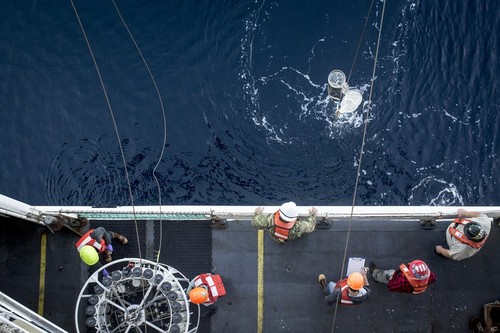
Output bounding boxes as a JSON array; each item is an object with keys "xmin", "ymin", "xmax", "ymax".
[
  {"xmin": 188, "ymin": 287, "xmax": 208, "ymax": 304},
  {"xmin": 347, "ymin": 272, "xmax": 364, "ymax": 291},
  {"xmin": 408, "ymin": 260, "xmax": 430, "ymax": 280},
  {"xmin": 79, "ymin": 245, "xmax": 99, "ymax": 266},
  {"xmin": 278, "ymin": 202, "xmax": 298, "ymax": 222},
  {"xmin": 464, "ymin": 222, "xmax": 486, "ymax": 242}
]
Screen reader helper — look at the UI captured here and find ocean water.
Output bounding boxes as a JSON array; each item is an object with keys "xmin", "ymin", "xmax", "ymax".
[{"xmin": 0, "ymin": 0, "xmax": 499, "ymax": 208}]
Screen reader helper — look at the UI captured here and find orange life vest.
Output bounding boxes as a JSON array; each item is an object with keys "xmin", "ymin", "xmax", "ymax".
[
  {"xmin": 193, "ymin": 274, "xmax": 226, "ymax": 306},
  {"xmin": 399, "ymin": 263, "xmax": 429, "ymax": 294},
  {"xmin": 334, "ymin": 279, "xmax": 355, "ymax": 305},
  {"xmin": 75, "ymin": 229, "xmax": 106, "ymax": 253},
  {"xmin": 273, "ymin": 212, "xmax": 297, "ymax": 241},
  {"xmin": 448, "ymin": 218, "xmax": 487, "ymax": 249}
]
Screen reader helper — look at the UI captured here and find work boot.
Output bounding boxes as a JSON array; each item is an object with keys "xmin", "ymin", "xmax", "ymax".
[
  {"xmin": 318, "ymin": 274, "xmax": 328, "ymax": 296},
  {"xmin": 111, "ymin": 232, "xmax": 128, "ymax": 245},
  {"xmin": 369, "ymin": 262, "xmax": 377, "ymax": 275},
  {"xmin": 468, "ymin": 316, "xmax": 485, "ymax": 333}
]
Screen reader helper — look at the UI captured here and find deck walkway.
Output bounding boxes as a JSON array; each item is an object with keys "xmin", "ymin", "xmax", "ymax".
[{"xmin": 0, "ymin": 215, "xmax": 499, "ymax": 332}]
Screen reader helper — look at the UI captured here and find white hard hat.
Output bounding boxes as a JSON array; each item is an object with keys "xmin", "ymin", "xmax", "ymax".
[{"xmin": 279, "ymin": 202, "xmax": 298, "ymax": 222}]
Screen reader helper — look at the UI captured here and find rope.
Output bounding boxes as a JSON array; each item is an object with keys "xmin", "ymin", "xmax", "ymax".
[
  {"xmin": 331, "ymin": 0, "xmax": 387, "ymax": 331},
  {"xmin": 347, "ymin": 0, "xmax": 376, "ymax": 83},
  {"xmin": 110, "ymin": 0, "xmax": 168, "ymax": 267},
  {"xmin": 69, "ymin": 1, "xmax": 143, "ymax": 259},
  {"xmin": 71, "ymin": 3, "xmax": 170, "ymax": 332}
]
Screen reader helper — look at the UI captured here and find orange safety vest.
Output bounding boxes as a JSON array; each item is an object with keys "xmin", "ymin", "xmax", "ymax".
[
  {"xmin": 334, "ymin": 279, "xmax": 355, "ymax": 305},
  {"xmin": 399, "ymin": 263, "xmax": 429, "ymax": 294},
  {"xmin": 448, "ymin": 218, "xmax": 487, "ymax": 249},
  {"xmin": 75, "ymin": 229, "xmax": 106, "ymax": 253},
  {"xmin": 273, "ymin": 212, "xmax": 297, "ymax": 241},
  {"xmin": 193, "ymin": 274, "xmax": 226, "ymax": 305}
]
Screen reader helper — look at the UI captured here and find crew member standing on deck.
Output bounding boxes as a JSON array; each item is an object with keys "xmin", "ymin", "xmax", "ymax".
[
  {"xmin": 435, "ymin": 208, "xmax": 491, "ymax": 260},
  {"xmin": 187, "ymin": 273, "xmax": 226, "ymax": 318},
  {"xmin": 75, "ymin": 226, "xmax": 128, "ymax": 266},
  {"xmin": 252, "ymin": 202, "xmax": 317, "ymax": 244},
  {"xmin": 187, "ymin": 273, "xmax": 226, "ymax": 306},
  {"xmin": 369, "ymin": 260, "xmax": 436, "ymax": 294},
  {"xmin": 318, "ymin": 269, "xmax": 371, "ymax": 305}
]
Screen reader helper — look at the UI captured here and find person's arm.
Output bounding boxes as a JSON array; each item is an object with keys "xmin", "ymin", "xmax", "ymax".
[
  {"xmin": 435, "ymin": 245, "xmax": 453, "ymax": 259},
  {"xmin": 251, "ymin": 207, "xmax": 270, "ymax": 229},
  {"xmin": 298, "ymin": 207, "xmax": 318, "ymax": 234},
  {"xmin": 457, "ymin": 208, "xmax": 480, "ymax": 218},
  {"xmin": 428, "ymin": 271, "xmax": 437, "ymax": 284},
  {"xmin": 361, "ymin": 267, "xmax": 369, "ymax": 287}
]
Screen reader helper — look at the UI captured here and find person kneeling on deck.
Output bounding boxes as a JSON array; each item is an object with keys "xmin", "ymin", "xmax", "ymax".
[
  {"xmin": 318, "ymin": 269, "xmax": 371, "ymax": 305},
  {"xmin": 252, "ymin": 202, "xmax": 317, "ymax": 244},
  {"xmin": 370, "ymin": 260, "xmax": 436, "ymax": 294},
  {"xmin": 76, "ymin": 226, "xmax": 128, "ymax": 266},
  {"xmin": 435, "ymin": 208, "xmax": 491, "ymax": 261}
]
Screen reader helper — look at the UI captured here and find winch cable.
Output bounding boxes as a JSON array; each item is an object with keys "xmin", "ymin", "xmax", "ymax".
[
  {"xmin": 70, "ymin": 0, "xmax": 143, "ymax": 261},
  {"xmin": 330, "ymin": 0, "xmax": 387, "ymax": 331},
  {"xmin": 347, "ymin": 0, "xmax": 375, "ymax": 84},
  {"xmin": 110, "ymin": 5, "xmax": 169, "ymax": 331},
  {"xmin": 111, "ymin": 0, "xmax": 168, "ymax": 267}
]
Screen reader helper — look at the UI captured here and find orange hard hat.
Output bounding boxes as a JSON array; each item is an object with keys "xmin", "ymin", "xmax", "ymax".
[
  {"xmin": 189, "ymin": 287, "xmax": 208, "ymax": 304},
  {"xmin": 347, "ymin": 272, "xmax": 364, "ymax": 290}
]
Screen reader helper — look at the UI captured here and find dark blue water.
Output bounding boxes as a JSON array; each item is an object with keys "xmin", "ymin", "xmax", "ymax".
[{"xmin": 0, "ymin": 0, "xmax": 499, "ymax": 207}]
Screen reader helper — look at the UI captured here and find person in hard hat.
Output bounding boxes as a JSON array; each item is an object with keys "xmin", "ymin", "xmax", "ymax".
[
  {"xmin": 187, "ymin": 273, "xmax": 226, "ymax": 306},
  {"xmin": 435, "ymin": 208, "xmax": 491, "ymax": 260},
  {"xmin": 318, "ymin": 268, "xmax": 371, "ymax": 305},
  {"xmin": 369, "ymin": 260, "xmax": 436, "ymax": 294},
  {"xmin": 75, "ymin": 226, "xmax": 128, "ymax": 265},
  {"xmin": 252, "ymin": 202, "xmax": 317, "ymax": 244}
]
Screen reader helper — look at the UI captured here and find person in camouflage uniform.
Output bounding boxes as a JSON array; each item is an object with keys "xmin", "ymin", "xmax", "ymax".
[{"xmin": 251, "ymin": 201, "xmax": 317, "ymax": 244}]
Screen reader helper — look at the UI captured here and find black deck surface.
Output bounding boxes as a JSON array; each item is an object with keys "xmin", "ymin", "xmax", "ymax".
[{"xmin": 0, "ymin": 215, "xmax": 499, "ymax": 332}]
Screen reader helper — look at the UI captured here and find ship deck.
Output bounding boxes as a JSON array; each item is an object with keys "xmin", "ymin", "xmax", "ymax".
[{"xmin": 1, "ymin": 214, "xmax": 499, "ymax": 332}]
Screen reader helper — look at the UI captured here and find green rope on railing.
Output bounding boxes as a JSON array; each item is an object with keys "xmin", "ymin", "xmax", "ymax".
[{"xmin": 78, "ymin": 213, "xmax": 208, "ymax": 220}]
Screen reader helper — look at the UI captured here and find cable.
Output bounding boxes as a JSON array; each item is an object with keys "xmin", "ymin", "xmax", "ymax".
[
  {"xmin": 110, "ymin": 0, "xmax": 168, "ymax": 266},
  {"xmin": 69, "ymin": 0, "xmax": 142, "ymax": 260},
  {"xmin": 347, "ymin": 0, "xmax": 376, "ymax": 83},
  {"xmin": 330, "ymin": 0, "xmax": 387, "ymax": 331}
]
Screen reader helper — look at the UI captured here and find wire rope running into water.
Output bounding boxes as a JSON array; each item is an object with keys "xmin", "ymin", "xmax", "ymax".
[
  {"xmin": 69, "ymin": 0, "xmax": 144, "ymax": 260},
  {"xmin": 110, "ymin": 0, "xmax": 168, "ymax": 268},
  {"xmin": 330, "ymin": 0, "xmax": 387, "ymax": 332}
]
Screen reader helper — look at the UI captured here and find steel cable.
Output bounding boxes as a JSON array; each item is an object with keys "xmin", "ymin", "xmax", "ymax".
[{"xmin": 331, "ymin": 0, "xmax": 387, "ymax": 331}]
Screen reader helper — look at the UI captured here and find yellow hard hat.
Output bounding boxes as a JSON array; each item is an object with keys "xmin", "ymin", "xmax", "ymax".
[
  {"xmin": 347, "ymin": 272, "xmax": 364, "ymax": 290},
  {"xmin": 188, "ymin": 287, "xmax": 208, "ymax": 304},
  {"xmin": 79, "ymin": 245, "xmax": 99, "ymax": 266}
]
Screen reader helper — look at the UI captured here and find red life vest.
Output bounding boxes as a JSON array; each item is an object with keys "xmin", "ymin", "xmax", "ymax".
[
  {"xmin": 75, "ymin": 229, "xmax": 106, "ymax": 253},
  {"xmin": 334, "ymin": 279, "xmax": 355, "ymax": 305},
  {"xmin": 273, "ymin": 212, "xmax": 297, "ymax": 241},
  {"xmin": 399, "ymin": 263, "xmax": 429, "ymax": 294},
  {"xmin": 448, "ymin": 218, "xmax": 487, "ymax": 249},
  {"xmin": 193, "ymin": 274, "xmax": 226, "ymax": 306}
]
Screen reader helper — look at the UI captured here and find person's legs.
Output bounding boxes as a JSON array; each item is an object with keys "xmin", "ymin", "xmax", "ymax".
[
  {"xmin": 327, "ymin": 282, "xmax": 336, "ymax": 295},
  {"xmin": 371, "ymin": 269, "xmax": 395, "ymax": 284}
]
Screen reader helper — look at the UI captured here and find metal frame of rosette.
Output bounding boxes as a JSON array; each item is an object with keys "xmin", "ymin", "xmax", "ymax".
[{"xmin": 75, "ymin": 258, "xmax": 200, "ymax": 333}]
